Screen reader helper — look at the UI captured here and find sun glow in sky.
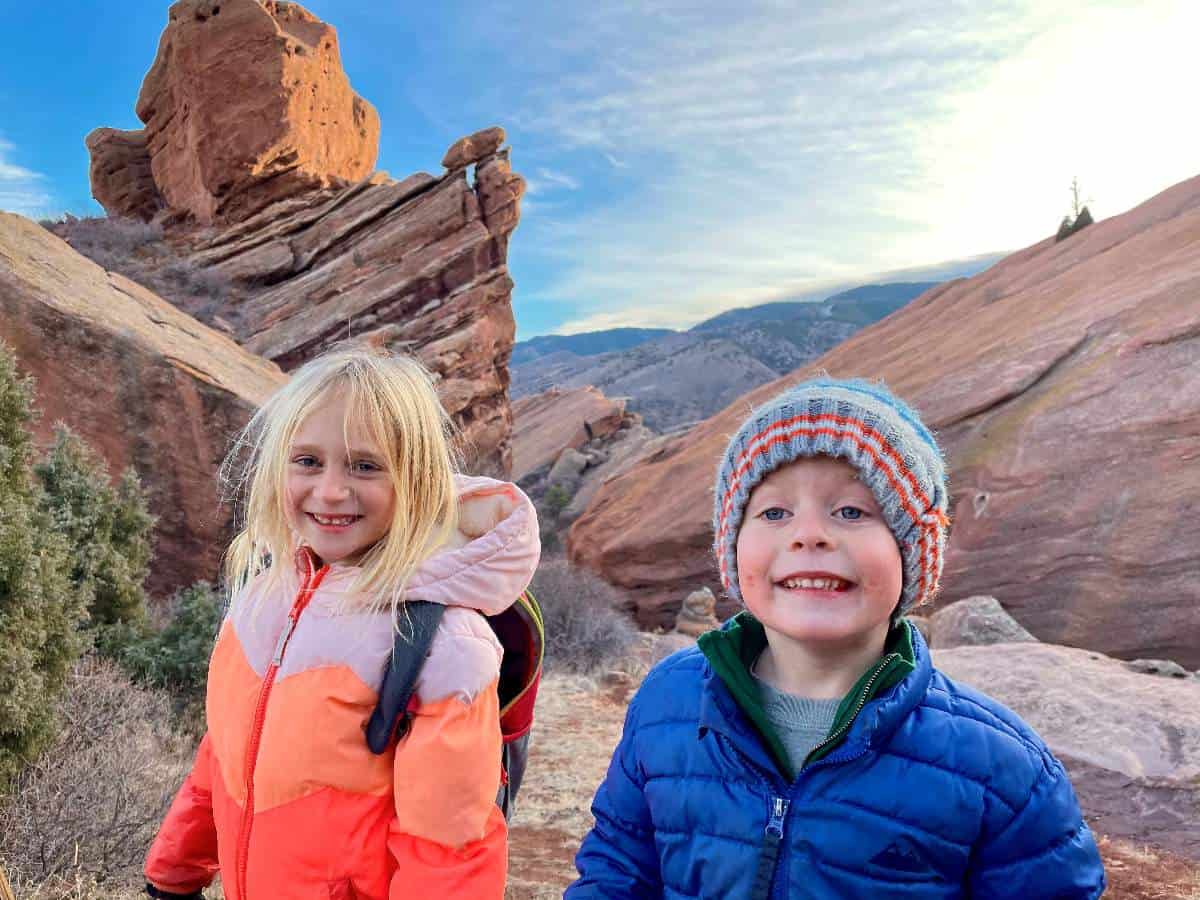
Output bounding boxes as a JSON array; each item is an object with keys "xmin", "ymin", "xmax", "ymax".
[{"xmin": 0, "ymin": 0, "xmax": 1193, "ymax": 338}]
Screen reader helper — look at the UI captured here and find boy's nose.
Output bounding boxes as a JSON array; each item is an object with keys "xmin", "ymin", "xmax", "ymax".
[{"xmin": 788, "ymin": 511, "xmax": 834, "ymax": 549}]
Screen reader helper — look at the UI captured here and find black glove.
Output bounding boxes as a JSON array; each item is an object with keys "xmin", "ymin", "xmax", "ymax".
[{"xmin": 145, "ymin": 883, "xmax": 204, "ymax": 900}]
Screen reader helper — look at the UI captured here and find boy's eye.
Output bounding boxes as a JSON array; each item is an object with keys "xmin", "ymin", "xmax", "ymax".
[
  {"xmin": 835, "ymin": 505, "xmax": 864, "ymax": 521},
  {"xmin": 760, "ymin": 507, "xmax": 789, "ymax": 521}
]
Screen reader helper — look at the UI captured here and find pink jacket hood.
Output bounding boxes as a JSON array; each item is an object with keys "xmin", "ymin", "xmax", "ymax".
[{"xmin": 404, "ymin": 474, "xmax": 540, "ymax": 615}]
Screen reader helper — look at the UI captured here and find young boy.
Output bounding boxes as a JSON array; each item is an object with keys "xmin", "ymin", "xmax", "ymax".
[{"xmin": 566, "ymin": 378, "xmax": 1105, "ymax": 899}]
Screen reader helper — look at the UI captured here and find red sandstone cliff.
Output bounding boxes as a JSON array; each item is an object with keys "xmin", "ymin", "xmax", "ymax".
[{"xmin": 568, "ymin": 174, "xmax": 1200, "ymax": 667}]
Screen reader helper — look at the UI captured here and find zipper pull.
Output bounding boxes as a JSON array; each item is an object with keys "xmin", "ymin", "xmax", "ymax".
[
  {"xmin": 765, "ymin": 795, "xmax": 790, "ymax": 838},
  {"xmin": 272, "ymin": 614, "xmax": 296, "ymax": 666}
]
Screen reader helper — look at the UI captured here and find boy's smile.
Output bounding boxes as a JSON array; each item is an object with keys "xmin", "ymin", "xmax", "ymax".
[
  {"xmin": 285, "ymin": 392, "xmax": 396, "ymax": 566},
  {"xmin": 735, "ymin": 456, "xmax": 902, "ymax": 660}
]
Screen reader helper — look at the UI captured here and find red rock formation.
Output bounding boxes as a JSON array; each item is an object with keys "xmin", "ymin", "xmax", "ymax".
[
  {"xmin": 0, "ymin": 212, "xmax": 286, "ymax": 599},
  {"xmin": 85, "ymin": 128, "xmax": 163, "ymax": 222},
  {"xmin": 568, "ymin": 174, "xmax": 1200, "ymax": 666},
  {"xmin": 85, "ymin": 0, "xmax": 526, "ymax": 477},
  {"xmin": 511, "ymin": 386, "xmax": 628, "ymax": 481},
  {"xmin": 88, "ymin": 0, "xmax": 379, "ymax": 225}
]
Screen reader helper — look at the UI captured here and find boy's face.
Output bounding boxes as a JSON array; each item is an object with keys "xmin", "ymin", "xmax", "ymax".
[{"xmin": 735, "ymin": 456, "xmax": 902, "ymax": 651}]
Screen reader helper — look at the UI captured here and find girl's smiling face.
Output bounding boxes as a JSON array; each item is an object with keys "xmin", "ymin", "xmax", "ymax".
[
  {"xmin": 735, "ymin": 456, "xmax": 903, "ymax": 653},
  {"xmin": 285, "ymin": 392, "xmax": 396, "ymax": 566}
]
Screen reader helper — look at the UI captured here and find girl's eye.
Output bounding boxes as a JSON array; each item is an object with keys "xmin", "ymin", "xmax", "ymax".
[
  {"xmin": 835, "ymin": 506, "xmax": 864, "ymax": 521},
  {"xmin": 352, "ymin": 460, "xmax": 380, "ymax": 474},
  {"xmin": 292, "ymin": 455, "xmax": 319, "ymax": 468},
  {"xmin": 760, "ymin": 507, "xmax": 789, "ymax": 522}
]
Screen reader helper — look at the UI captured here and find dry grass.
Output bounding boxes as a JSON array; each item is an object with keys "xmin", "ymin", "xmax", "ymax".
[
  {"xmin": 530, "ymin": 558, "xmax": 639, "ymax": 675},
  {"xmin": 0, "ymin": 656, "xmax": 199, "ymax": 897}
]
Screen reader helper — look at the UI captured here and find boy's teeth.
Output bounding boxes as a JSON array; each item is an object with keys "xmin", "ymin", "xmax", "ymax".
[{"xmin": 781, "ymin": 576, "xmax": 848, "ymax": 591}]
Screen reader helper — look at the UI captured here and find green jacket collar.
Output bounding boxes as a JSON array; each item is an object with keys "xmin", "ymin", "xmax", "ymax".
[{"xmin": 698, "ymin": 612, "xmax": 916, "ymax": 780}]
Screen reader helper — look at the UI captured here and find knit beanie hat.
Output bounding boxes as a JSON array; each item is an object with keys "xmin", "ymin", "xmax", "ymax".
[{"xmin": 713, "ymin": 377, "xmax": 949, "ymax": 618}]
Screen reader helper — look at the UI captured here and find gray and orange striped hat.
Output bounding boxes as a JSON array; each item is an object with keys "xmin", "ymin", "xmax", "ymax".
[{"xmin": 713, "ymin": 377, "xmax": 949, "ymax": 617}]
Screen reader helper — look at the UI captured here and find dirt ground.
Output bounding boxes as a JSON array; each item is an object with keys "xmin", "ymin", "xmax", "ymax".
[{"xmin": 508, "ymin": 671, "xmax": 1200, "ymax": 900}]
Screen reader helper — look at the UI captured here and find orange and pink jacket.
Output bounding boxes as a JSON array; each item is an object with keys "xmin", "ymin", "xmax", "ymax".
[{"xmin": 144, "ymin": 475, "xmax": 540, "ymax": 900}]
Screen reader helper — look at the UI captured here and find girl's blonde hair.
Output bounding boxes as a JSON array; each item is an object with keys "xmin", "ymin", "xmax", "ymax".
[{"xmin": 220, "ymin": 346, "xmax": 460, "ymax": 617}]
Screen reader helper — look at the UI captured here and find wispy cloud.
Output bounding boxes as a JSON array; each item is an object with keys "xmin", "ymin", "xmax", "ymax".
[
  {"xmin": 480, "ymin": 0, "xmax": 1197, "ymax": 334},
  {"xmin": 536, "ymin": 167, "xmax": 580, "ymax": 190},
  {"xmin": 0, "ymin": 138, "xmax": 54, "ymax": 218}
]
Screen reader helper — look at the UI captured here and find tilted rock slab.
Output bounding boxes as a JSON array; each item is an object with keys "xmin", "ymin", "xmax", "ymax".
[
  {"xmin": 568, "ymin": 173, "xmax": 1200, "ymax": 666},
  {"xmin": 936, "ymin": 642, "xmax": 1200, "ymax": 858},
  {"xmin": 88, "ymin": 0, "xmax": 379, "ymax": 225},
  {"xmin": 0, "ymin": 212, "xmax": 285, "ymax": 599},
  {"xmin": 178, "ymin": 138, "xmax": 525, "ymax": 476},
  {"xmin": 512, "ymin": 386, "xmax": 628, "ymax": 481}
]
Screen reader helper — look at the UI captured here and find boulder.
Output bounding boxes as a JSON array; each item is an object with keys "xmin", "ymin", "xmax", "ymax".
[
  {"xmin": 1123, "ymin": 658, "xmax": 1192, "ymax": 679},
  {"xmin": 674, "ymin": 586, "xmax": 720, "ymax": 637},
  {"xmin": 568, "ymin": 173, "xmax": 1200, "ymax": 661},
  {"xmin": 89, "ymin": 0, "xmax": 380, "ymax": 224},
  {"xmin": 928, "ymin": 595, "xmax": 1038, "ymax": 649},
  {"xmin": 0, "ymin": 212, "xmax": 285, "ymax": 600},
  {"xmin": 548, "ymin": 447, "xmax": 589, "ymax": 491},
  {"xmin": 935, "ymin": 641, "xmax": 1200, "ymax": 857}
]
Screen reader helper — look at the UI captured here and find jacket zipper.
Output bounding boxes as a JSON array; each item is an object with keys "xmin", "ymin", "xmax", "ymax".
[
  {"xmin": 721, "ymin": 650, "xmax": 901, "ymax": 899},
  {"xmin": 235, "ymin": 560, "xmax": 328, "ymax": 900},
  {"xmin": 801, "ymin": 652, "xmax": 899, "ymax": 767}
]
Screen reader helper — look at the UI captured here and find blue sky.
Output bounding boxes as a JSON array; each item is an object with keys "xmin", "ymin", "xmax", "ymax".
[{"xmin": 1, "ymin": 1, "xmax": 1194, "ymax": 339}]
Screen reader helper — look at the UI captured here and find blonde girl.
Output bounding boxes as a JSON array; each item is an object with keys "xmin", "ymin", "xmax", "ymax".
[{"xmin": 143, "ymin": 347, "xmax": 540, "ymax": 900}]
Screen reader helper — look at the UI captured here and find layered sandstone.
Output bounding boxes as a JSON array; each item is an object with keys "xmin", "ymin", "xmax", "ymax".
[
  {"xmin": 0, "ymin": 212, "xmax": 285, "ymax": 598},
  {"xmin": 88, "ymin": 0, "xmax": 379, "ymax": 225},
  {"xmin": 569, "ymin": 174, "xmax": 1200, "ymax": 666},
  {"xmin": 85, "ymin": 0, "xmax": 525, "ymax": 476}
]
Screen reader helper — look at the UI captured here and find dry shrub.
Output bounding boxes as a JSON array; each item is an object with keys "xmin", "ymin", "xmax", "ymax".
[
  {"xmin": 0, "ymin": 655, "xmax": 195, "ymax": 893},
  {"xmin": 530, "ymin": 558, "xmax": 638, "ymax": 674}
]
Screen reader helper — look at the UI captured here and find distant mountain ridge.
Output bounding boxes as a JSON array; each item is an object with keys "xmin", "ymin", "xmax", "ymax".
[
  {"xmin": 510, "ymin": 281, "xmax": 937, "ymax": 430},
  {"xmin": 511, "ymin": 328, "xmax": 675, "ymax": 365}
]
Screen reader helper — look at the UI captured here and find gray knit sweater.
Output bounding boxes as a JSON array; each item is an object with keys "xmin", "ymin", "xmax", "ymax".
[{"xmin": 751, "ymin": 668, "xmax": 841, "ymax": 774}]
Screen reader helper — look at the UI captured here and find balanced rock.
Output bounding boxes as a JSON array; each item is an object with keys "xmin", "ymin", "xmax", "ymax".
[
  {"xmin": 0, "ymin": 212, "xmax": 285, "ymax": 599},
  {"xmin": 88, "ymin": 0, "xmax": 380, "ymax": 224},
  {"xmin": 442, "ymin": 126, "xmax": 506, "ymax": 171},
  {"xmin": 674, "ymin": 586, "xmax": 720, "ymax": 637},
  {"xmin": 929, "ymin": 596, "xmax": 1037, "ymax": 649}
]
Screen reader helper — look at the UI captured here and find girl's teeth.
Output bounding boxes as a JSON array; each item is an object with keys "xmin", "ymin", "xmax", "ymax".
[{"xmin": 314, "ymin": 514, "xmax": 356, "ymax": 526}]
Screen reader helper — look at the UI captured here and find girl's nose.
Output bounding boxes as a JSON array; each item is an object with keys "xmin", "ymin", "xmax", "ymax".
[{"xmin": 315, "ymin": 469, "xmax": 351, "ymax": 502}]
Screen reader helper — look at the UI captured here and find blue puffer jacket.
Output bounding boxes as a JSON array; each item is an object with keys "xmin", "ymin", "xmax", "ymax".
[{"xmin": 567, "ymin": 626, "xmax": 1105, "ymax": 899}]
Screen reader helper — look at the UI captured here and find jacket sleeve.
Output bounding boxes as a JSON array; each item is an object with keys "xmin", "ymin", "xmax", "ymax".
[
  {"xmin": 144, "ymin": 733, "xmax": 220, "ymax": 895},
  {"xmin": 566, "ymin": 697, "xmax": 662, "ymax": 898},
  {"xmin": 969, "ymin": 753, "xmax": 1105, "ymax": 898},
  {"xmin": 386, "ymin": 624, "xmax": 507, "ymax": 899}
]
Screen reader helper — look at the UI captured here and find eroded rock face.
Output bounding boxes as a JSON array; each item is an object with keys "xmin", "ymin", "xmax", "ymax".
[
  {"xmin": 0, "ymin": 213, "xmax": 286, "ymax": 599},
  {"xmin": 88, "ymin": 0, "xmax": 379, "ymax": 224},
  {"xmin": 568, "ymin": 173, "xmax": 1200, "ymax": 663},
  {"xmin": 928, "ymin": 595, "xmax": 1038, "ymax": 649},
  {"xmin": 86, "ymin": 128, "xmax": 163, "ymax": 222}
]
